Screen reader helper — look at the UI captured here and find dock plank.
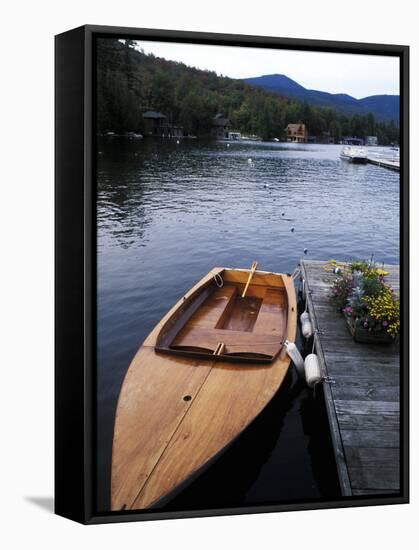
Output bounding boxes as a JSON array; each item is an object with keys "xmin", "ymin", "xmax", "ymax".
[
  {"xmin": 332, "ymin": 380, "xmax": 399, "ymax": 402},
  {"xmin": 301, "ymin": 260, "xmax": 400, "ymax": 497},
  {"xmin": 340, "ymin": 429, "xmax": 400, "ymax": 448},
  {"xmin": 345, "ymin": 447, "xmax": 400, "ymax": 491},
  {"xmin": 338, "ymin": 413, "xmax": 399, "ymax": 431},
  {"xmin": 334, "ymin": 400, "xmax": 399, "ymax": 415}
]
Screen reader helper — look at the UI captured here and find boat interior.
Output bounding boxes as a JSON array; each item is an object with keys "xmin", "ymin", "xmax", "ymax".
[{"xmin": 155, "ymin": 269, "xmax": 289, "ymax": 363}]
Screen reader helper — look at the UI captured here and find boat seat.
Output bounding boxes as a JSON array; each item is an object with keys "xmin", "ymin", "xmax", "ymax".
[
  {"xmin": 171, "ymin": 326, "xmax": 282, "ymax": 359},
  {"xmin": 168, "ymin": 284, "xmax": 287, "ymax": 360}
]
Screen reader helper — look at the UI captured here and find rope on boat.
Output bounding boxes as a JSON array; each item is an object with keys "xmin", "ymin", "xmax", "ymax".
[
  {"xmin": 213, "ymin": 272, "xmax": 224, "ymax": 288},
  {"xmin": 301, "ymin": 277, "xmax": 306, "ymax": 301},
  {"xmin": 291, "ymin": 266, "xmax": 301, "ymax": 280}
]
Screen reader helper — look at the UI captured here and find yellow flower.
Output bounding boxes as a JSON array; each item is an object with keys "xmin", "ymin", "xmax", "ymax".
[{"xmin": 363, "ymin": 285, "xmax": 400, "ymax": 335}]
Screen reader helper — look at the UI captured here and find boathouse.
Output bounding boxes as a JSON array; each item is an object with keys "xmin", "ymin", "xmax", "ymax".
[
  {"xmin": 285, "ymin": 123, "xmax": 308, "ymax": 143},
  {"xmin": 211, "ymin": 113, "xmax": 232, "ymax": 139},
  {"xmin": 142, "ymin": 111, "xmax": 168, "ymax": 136},
  {"xmin": 342, "ymin": 136, "xmax": 364, "ymax": 145},
  {"xmin": 142, "ymin": 111, "xmax": 185, "ymax": 138}
]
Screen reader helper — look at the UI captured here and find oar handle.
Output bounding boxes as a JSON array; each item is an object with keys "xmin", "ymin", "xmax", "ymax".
[{"xmin": 242, "ymin": 261, "xmax": 258, "ymax": 298}]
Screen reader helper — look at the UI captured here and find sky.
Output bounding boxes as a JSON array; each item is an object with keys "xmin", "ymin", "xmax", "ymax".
[{"xmin": 134, "ymin": 40, "xmax": 399, "ymax": 99}]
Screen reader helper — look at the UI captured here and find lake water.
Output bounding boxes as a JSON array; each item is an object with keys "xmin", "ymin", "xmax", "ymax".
[{"xmin": 96, "ymin": 139, "xmax": 399, "ymax": 512}]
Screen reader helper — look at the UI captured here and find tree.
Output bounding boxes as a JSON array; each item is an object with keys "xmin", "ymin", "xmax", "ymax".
[{"xmin": 95, "ymin": 38, "xmax": 399, "ymax": 144}]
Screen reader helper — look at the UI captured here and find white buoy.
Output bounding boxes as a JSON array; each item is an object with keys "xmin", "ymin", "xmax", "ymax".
[
  {"xmin": 304, "ymin": 353, "xmax": 322, "ymax": 388},
  {"xmin": 248, "ymin": 158, "xmax": 253, "ymax": 163},
  {"xmin": 176, "ymin": 140, "xmax": 180, "ymax": 144},
  {"xmin": 300, "ymin": 311, "xmax": 313, "ymax": 339},
  {"xmin": 284, "ymin": 340, "xmax": 305, "ymax": 379},
  {"xmin": 227, "ymin": 143, "xmax": 230, "ymax": 147}
]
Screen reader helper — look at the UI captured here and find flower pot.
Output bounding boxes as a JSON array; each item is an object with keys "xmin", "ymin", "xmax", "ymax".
[{"xmin": 342, "ymin": 311, "xmax": 395, "ymax": 345}]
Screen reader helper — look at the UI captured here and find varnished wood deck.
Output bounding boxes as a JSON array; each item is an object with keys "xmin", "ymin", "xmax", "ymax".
[{"xmin": 300, "ymin": 260, "xmax": 400, "ymax": 496}]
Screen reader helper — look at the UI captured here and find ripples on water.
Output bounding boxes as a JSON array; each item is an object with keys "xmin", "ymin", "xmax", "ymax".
[{"xmin": 96, "ymin": 139, "xmax": 399, "ymax": 512}]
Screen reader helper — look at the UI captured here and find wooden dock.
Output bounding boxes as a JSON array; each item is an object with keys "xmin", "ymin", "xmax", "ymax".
[
  {"xmin": 367, "ymin": 154, "xmax": 400, "ymax": 172},
  {"xmin": 300, "ymin": 260, "xmax": 400, "ymax": 496}
]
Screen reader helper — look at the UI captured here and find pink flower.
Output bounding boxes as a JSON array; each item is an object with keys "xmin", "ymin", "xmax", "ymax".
[
  {"xmin": 363, "ymin": 321, "xmax": 368, "ymax": 328},
  {"xmin": 382, "ymin": 320, "xmax": 389, "ymax": 327}
]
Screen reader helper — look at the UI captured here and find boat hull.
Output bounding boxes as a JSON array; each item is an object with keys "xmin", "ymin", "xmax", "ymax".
[
  {"xmin": 111, "ymin": 267, "xmax": 297, "ymax": 511},
  {"xmin": 340, "ymin": 154, "xmax": 368, "ymax": 164}
]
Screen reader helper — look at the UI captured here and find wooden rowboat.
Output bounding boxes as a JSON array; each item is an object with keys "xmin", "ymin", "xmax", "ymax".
[{"xmin": 111, "ymin": 266, "xmax": 297, "ymax": 511}]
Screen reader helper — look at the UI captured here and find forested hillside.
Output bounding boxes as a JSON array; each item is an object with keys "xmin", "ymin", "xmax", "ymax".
[
  {"xmin": 244, "ymin": 74, "xmax": 400, "ymax": 123},
  {"xmin": 96, "ymin": 39, "xmax": 399, "ymax": 144}
]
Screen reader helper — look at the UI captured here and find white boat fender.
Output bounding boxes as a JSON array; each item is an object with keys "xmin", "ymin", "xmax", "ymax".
[
  {"xmin": 284, "ymin": 340, "xmax": 305, "ymax": 378},
  {"xmin": 300, "ymin": 310, "xmax": 313, "ymax": 339},
  {"xmin": 304, "ymin": 353, "xmax": 322, "ymax": 388}
]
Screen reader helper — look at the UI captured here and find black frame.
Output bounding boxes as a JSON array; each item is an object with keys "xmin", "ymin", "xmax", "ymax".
[{"xmin": 55, "ymin": 24, "xmax": 409, "ymax": 524}]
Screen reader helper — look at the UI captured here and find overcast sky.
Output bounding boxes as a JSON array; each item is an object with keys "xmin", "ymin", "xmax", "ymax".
[{"xmin": 134, "ymin": 40, "xmax": 399, "ymax": 99}]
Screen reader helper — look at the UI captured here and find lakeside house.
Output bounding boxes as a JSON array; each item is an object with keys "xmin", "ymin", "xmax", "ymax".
[
  {"xmin": 365, "ymin": 136, "xmax": 378, "ymax": 146},
  {"xmin": 211, "ymin": 114, "xmax": 232, "ymax": 139},
  {"xmin": 285, "ymin": 123, "xmax": 308, "ymax": 143},
  {"xmin": 142, "ymin": 111, "xmax": 184, "ymax": 138}
]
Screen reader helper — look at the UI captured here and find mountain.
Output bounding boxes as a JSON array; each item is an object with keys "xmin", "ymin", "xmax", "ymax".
[
  {"xmin": 243, "ymin": 74, "xmax": 399, "ymax": 123},
  {"xmin": 358, "ymin": 95, "xmax": 400, "ymax": 124}
]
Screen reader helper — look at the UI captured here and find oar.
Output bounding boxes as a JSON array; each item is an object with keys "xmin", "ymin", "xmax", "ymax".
[{"xmin": 241, "ymin": 261, "xmax": 258, "ymax": 298}]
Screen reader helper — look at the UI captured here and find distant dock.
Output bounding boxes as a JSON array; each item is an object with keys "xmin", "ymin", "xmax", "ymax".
[
  {"xmin": 367, "ymin": 153, "xmax": 400, "ymax": 171},
  {"xmin": 300, "ymin": 260, "xmax": 400, "ymax": 496}
]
